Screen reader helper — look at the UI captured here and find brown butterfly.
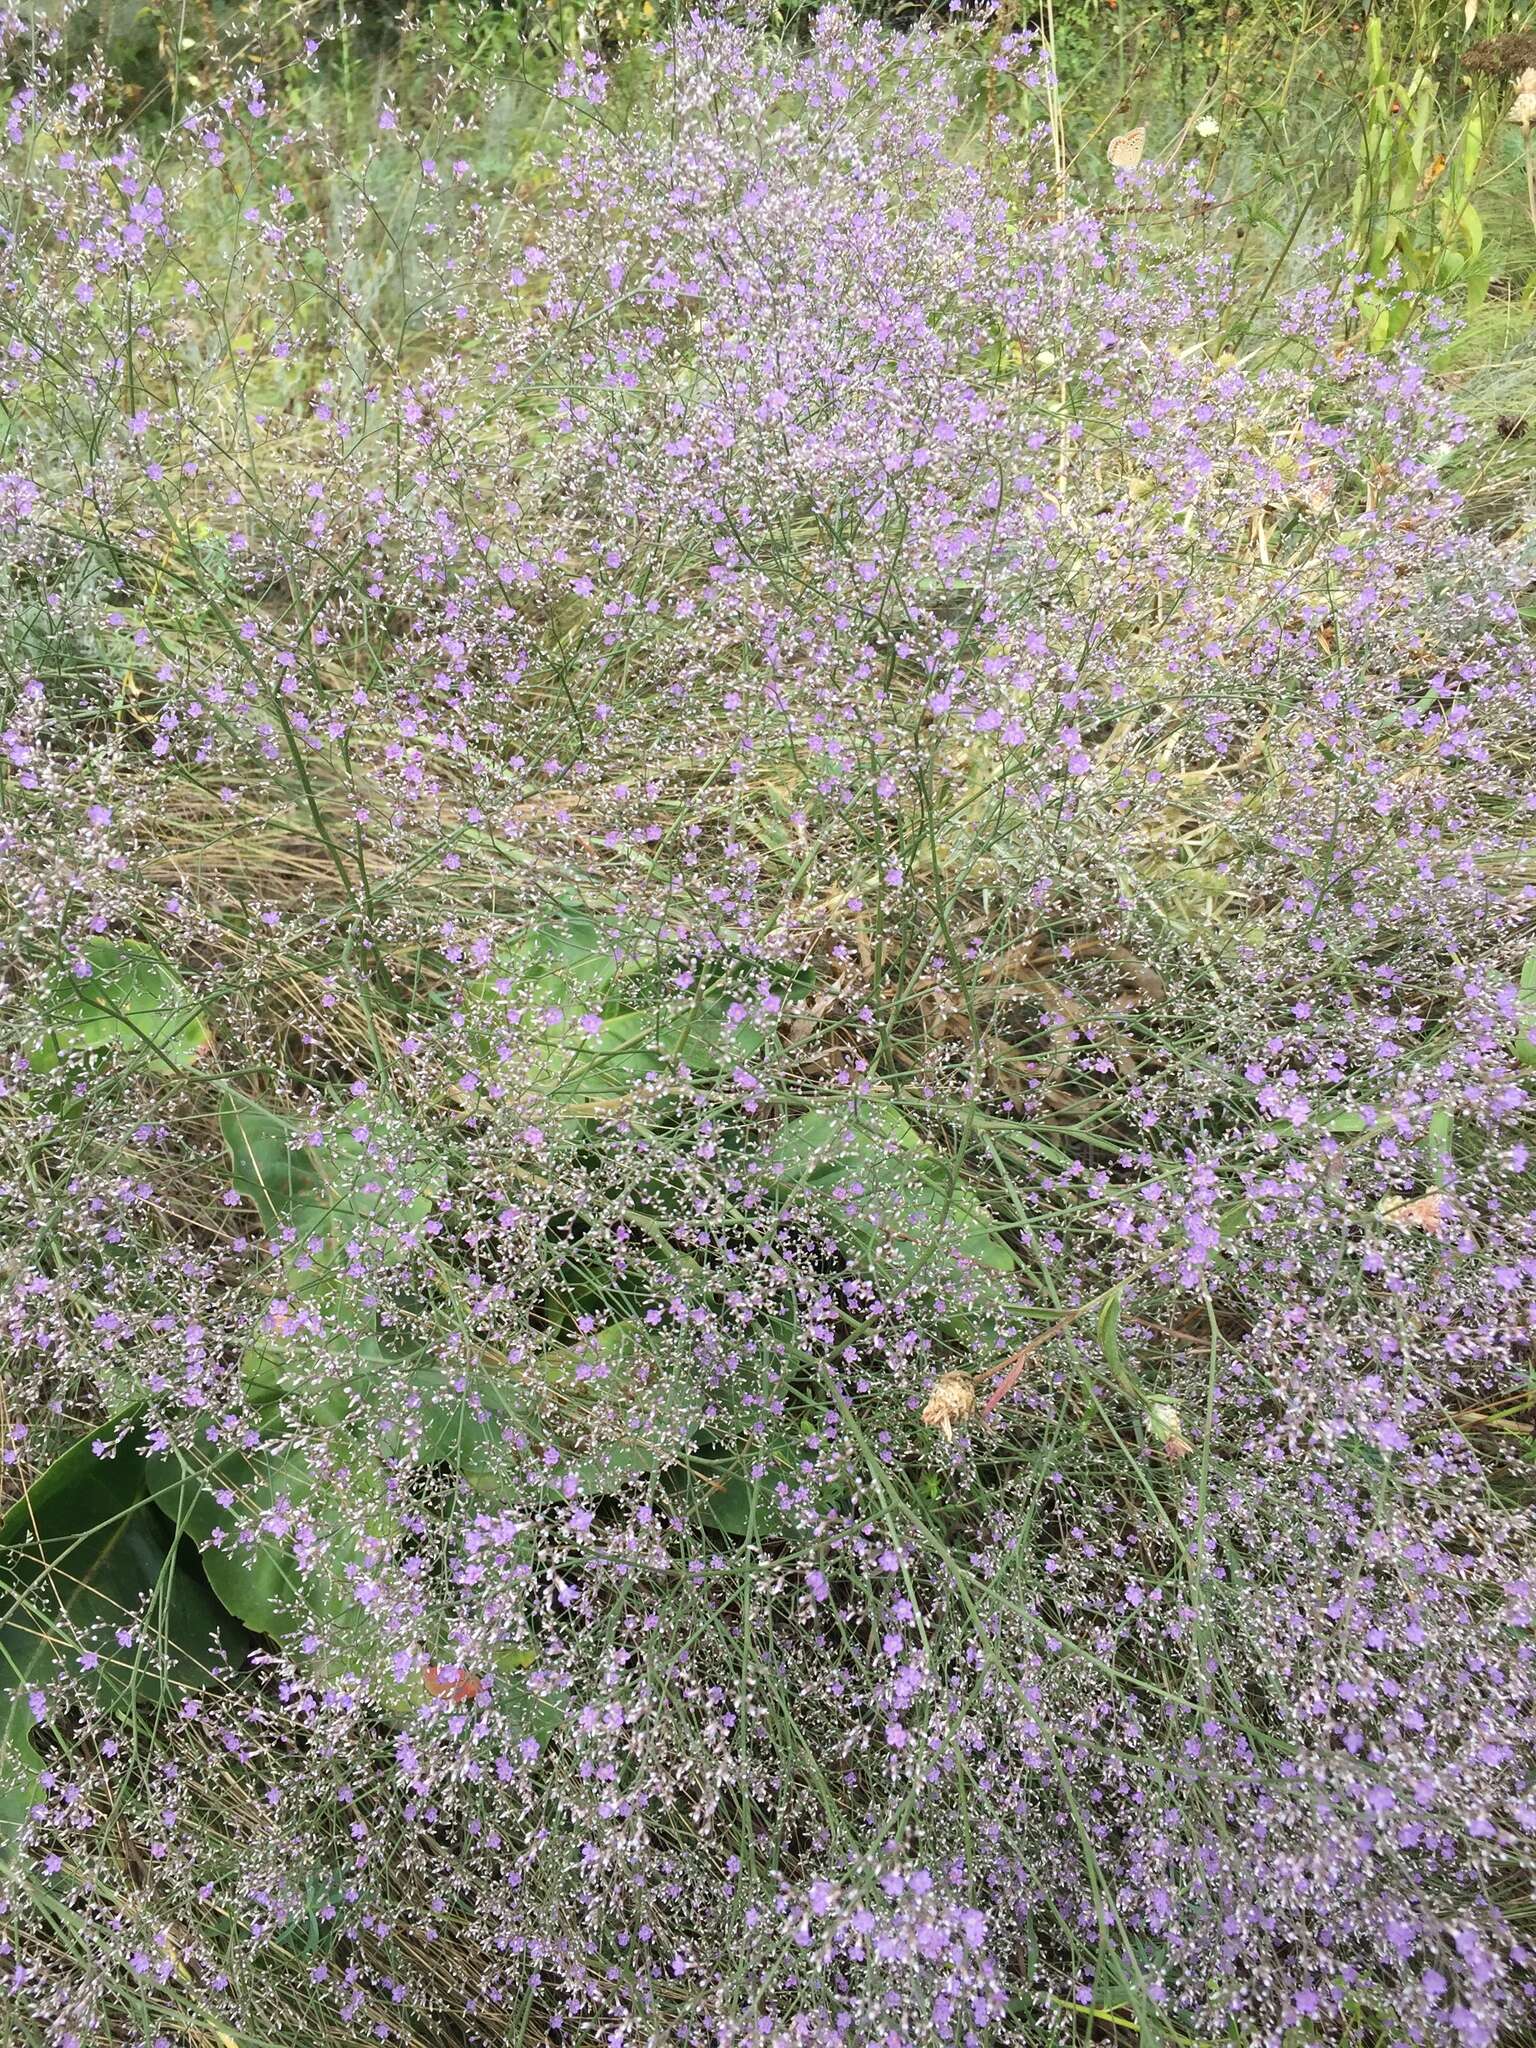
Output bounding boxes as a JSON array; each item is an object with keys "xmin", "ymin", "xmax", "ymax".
[{"xmin": 1107, "ymin": 126, "xmax": 1147, "ymax": 172}]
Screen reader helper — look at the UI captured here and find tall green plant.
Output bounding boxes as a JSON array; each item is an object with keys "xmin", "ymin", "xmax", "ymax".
[{"xmin": 1350, "ymin": 14, "xmax": 1492, "ymax": 343}]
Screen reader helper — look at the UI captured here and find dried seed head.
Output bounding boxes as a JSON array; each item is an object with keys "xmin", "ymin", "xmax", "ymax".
[
  {"xmin": 921, "ymin": 1372, "xmax": 977, "ymax": 1442},
  {"xmin": 1463, "ymin": 32, "xmax": 1536, "ymax": 78},
  {"xmin": 1381, "ymin": 1189, "xmax": 1446, "ymax": 1234},
  {"xmin": 1300, "ymin": 473, "xmax": 1337, "ymax": 516},
  {"xmin": 1145, "ymin": 1399, "xmax": 1194, "ymax": 1459}
]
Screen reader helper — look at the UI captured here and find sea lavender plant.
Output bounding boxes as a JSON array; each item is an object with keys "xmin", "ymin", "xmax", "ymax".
[{"xmin": 0, "ymin": 7, "xmax": 1533, "ymax": 2045}]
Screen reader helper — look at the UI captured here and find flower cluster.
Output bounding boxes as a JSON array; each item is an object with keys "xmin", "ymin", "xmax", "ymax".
[{"xmin": 0, "ymin": 8, "xmax": 1533, "ymax": 2046}]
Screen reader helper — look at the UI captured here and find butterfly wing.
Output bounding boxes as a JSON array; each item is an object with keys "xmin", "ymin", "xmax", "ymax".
[{"xmin": 1107, "ymin": 126, "xmax": 1146, "ymax": 172}]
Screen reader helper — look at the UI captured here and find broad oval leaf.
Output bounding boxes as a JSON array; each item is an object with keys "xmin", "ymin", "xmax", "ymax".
[
  {"xmin": 29, "ymin": 940, "xmax": 211, "ymax": 1075},
  {"xmin": 1, "ymin": 1429, "xmax": 254, "ymax": 1862},
  {"xmin": 771, "ymin": 1103, "xmax": 1018, "ymax": 1277},
  {"xmin": 1516, "ymin": 950, "xmax": 1536, "ymax": 1069},
  {"xmin": 219, "ymin": 1090, "xmax": 441, "ymax": 1270},
  {"xmin": 145, "ymin": 1432, "xmax": 390, "ymax": 1657}
]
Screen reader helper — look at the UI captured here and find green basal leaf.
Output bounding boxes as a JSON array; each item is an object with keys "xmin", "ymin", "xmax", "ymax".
[
  {"xmin": 772, "ymin": 1102, "xmax": 1018, "ymax": 1280},
  {"xmin": 465, "ymin": 918, "xmax": 799, "ymax": 1118},
  {"xmin": 1095, "ymin": 1283, "xmax": 1126, "ymax": 1377},
  {"xmin": 1, "ymin": 1429, "xmax": 253, "ymax": 1862},
  {"xmin": 220, "ymin": 1093, "xmax": 327, "ymax": 1233},
  {"xmin": 669, "ymin": 1452, "xmax": 803, "ymax": 1542},
  {"xmin": 145, "ymin": 1431, "xmax": 389, "ymax": 1658},
  {"xmin": 29, "ymin": 940, "xmax": 211, "ymax": 1074},
  {"xmin": 1516, "ymin": 950, "xmax": 1536, "ymax": 1070},
  {"xmin": 219, "ymin": 1091, "xmax": 440, "ymax": 1269}
]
